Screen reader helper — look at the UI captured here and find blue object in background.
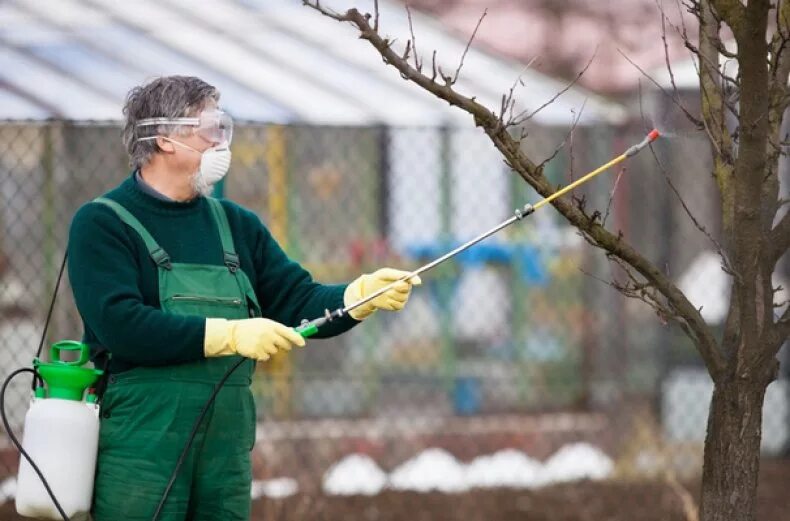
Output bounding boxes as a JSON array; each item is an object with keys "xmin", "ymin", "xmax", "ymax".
[
  {"xmin": 453, "ymin": 376, "xmax": 481, "ymax": 416},
  {"xmin": 404, "ymin": 239, "xmax": 549, "ymax": 286}
]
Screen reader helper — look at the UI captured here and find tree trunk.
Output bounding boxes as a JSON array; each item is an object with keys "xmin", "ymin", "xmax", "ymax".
[{"xmin": 699, "ymin": 373, "xmax": 770, "ymax": 521}]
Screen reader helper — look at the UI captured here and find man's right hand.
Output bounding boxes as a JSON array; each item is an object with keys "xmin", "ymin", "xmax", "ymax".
[{"xmin": 204, "ymin": 317, "xmax": 306, "ymax": 361}]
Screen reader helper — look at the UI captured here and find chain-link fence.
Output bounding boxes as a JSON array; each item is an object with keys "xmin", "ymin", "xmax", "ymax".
[{"xmin": 0, "ymin": 118, "xmax": 787, "ymax": 519}]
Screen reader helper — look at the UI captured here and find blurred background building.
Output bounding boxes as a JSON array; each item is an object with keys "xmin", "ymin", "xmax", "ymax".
[
  {"xmin": 0, "ymin": 0, "xmax": 787, "ymax": 516},
  {"xmin": 399, "ymin": 0, "xmax": 701, "ymax": 95}
]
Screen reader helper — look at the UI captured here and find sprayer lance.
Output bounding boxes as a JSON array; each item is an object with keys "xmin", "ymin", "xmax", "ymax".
[{"xmin": 295, "ymin": 129, "xmax": 661, "ymax": 338}]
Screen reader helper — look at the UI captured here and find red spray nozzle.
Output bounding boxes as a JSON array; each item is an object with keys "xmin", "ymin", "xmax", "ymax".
[{"xmin": 624, "ymin": 129, "xmax": 661, "ymax": 157}]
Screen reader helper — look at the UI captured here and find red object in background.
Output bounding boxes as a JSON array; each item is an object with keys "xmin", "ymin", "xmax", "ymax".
[{"xmin": 348, "ymin": 238, "xmax": 393, "ymax": 269}]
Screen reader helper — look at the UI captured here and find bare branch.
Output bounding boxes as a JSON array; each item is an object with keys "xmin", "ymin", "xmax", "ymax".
[
  {"xmin": 686, "ymin": 9, "xmax": 736, "ymax": 60},
  {"xmin": 305, "ymin": 2, "xmax": 501, "ymax": 130},
  {"xmin": 498, "ymin": 93, "xmax": 509, "ymax": 128},
  {"xmin": 401, "ymin": 39, "xmax": 412, "ymax": 63},
  {"xmin": 501, "ymin": 56, "xmax": 539, "ymax": 128},
  {"xmin": 451, "ymin": 9, "xmax": 487, "ymax": 86},
  {"xmin": 483, "ymin": 126, "xmax": 726, "ymax": 374},
  {"xmin": 636, "ymin": 82, "xmax": 736, "ymax": 277},
  {"xmin": 511, "ymin": 52, "xmax": 595, "ymax": 126},
  {"xmin": 698, "ymin": 75, "xmax": 729, "ymax": 160},
  {"xmin": 779, "ymin": 302, "xmax": 790, "ymax": 327},
  {"xmin": 766, "ymin": 304, "xmax": 790, "ymax": 355},
  {"xmin": 711, "ymin": 37, "xmax": 737, "ymax": 59},
  {"xmin": 769, "ymin": 211, "xmax": 790, "ymax": 263},
  {"xmin": 302, "ymin": 0, "xmax": 350, "ymax": 21},
  {"xmin": 656, "ymin": 1, "xmax": 711, "ymax": 131},
  {"xmin": 617, "ymin": 48, "xmax": 705, "ymax": 130},
  {"xmin": 654, "ymin": 148, "xmax": 737, "ymax": 275},
  {"xmin": 373, "ymin": 0, "xmax": 379, "ymax": 32},
  {"xmin": 568, "ymin": 122, "xmax": 576, "ymax": 182},
  {"xmin": 659, "ymin": 6, "xmax": 684, "ymax": 97},
  {"xmin": 767, "ymin": 2, "xmax": 790, "ymax": 219},
  {"xmin": 707, "ymin": 0, "xmax": 746, "ymax": 36},
  {"xmin": 699, "ymin": 0, "xmax": 738, "ymax": 223},
  {"xmin": 536, "ymin": 99, "xmax": 586, "ymax": 171},
  {"xmin": 437, "ymin": 65, "xmax": 453, "ymax": 86},
  {"xmin": 676, "ymin": 0, "xmax": 692, "ymax": 37},
  {"xmin": 581, "ymin": 257, "xmax": 680, "ymax": 327},
  {"xmin": 601, "ymin": 167, "xmax": 626, "ymax": 229},
  {"xmin": 405, "ymin": 2, "xmax": 422, "ymax": 72}
]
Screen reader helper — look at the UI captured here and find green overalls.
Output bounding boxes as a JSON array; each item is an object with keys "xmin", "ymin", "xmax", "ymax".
[{"xmin": 91, "ymin": 197, "xmax": 260, "ymax": 521}]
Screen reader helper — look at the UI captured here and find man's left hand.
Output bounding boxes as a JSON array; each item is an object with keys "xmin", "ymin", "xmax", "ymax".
[{"xmin": 344, "ymin": 268, "xmax": 422, "ymax": 320}]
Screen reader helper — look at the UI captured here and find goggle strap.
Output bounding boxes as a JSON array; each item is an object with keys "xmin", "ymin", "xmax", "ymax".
[{"xmin": 137, "ymin": 117, "xmax": 200, "ymax": 127}]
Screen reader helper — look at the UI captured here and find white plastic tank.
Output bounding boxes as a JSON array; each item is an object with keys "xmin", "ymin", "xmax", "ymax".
[
  {"xmin": 16, "ymin": 399, "xmax": 100, "ymax": 518},
  {"xmin": 15, "ymin": 341, "xmax": 103, "ymax": 519}
]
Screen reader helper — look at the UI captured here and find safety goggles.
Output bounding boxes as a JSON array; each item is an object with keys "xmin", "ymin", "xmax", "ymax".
[{"xmin": 136, "ymin": 109, "xmax": 233, "ymax": 145}]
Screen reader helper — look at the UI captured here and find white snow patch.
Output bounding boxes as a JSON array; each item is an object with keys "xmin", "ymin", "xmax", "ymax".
[
  {"xmin": 541, "ymin": 443, "xmax": 613, "ymax": 484},
  {"xmin": 466, "ymin": 449, "xmax": 543, "ymax": 489},
  {"xmin": 677, "ymin": 251, "xmax": 730, "ymax": 324},
  {"xmin": 674, "ymin": 251, "xmax": 790, "ymax": 323},
  {"xmin": 0, "ymin": 477, "xmax": 16, "ymax": 502},
  {"xmin": 250, "ymin": 478, "xmax": 298, "ymax": 499},
  {"xmin": 322, "ymin": 454, "xmax": 388, "ymax": 496},
  {"xmin": 389, "ymin": 448, "xmax": 468, "ymax": 493}
]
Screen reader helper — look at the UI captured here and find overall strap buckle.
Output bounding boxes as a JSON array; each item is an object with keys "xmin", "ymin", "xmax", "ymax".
[
  {"xmin": 223, "ymin": 252, "xmax": 240, "ymax": 273},
  {"xmin": 93, "ymin": 197, "xmax": 173, "ymax": 272},
  {"xmin": 151, "ymin": 248, "xmax": 172, "ymax": 270},
  {"xmin": 207, "ymin": 197, "xmax": 241, "ymax": 275}
]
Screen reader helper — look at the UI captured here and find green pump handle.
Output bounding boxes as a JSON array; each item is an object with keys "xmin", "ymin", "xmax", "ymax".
[
  {"xmin": 49, "ymin": 340, "xmax": 91, "ymax": 366},
  {"xmin": 34, "ymin": 341, "xmax": 102, "ymax": 401}
]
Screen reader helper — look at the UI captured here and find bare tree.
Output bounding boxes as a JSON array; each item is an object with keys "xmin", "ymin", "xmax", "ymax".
[
  {"xmin": 303, "ymin": 1, "xmax": 789, "ymax": 520},
  {"xmin": 690, "ymin": 1, "xmax": 789, "ymax": 520}
]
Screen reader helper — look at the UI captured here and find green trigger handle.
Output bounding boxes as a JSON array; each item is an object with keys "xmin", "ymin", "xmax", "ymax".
[
  {"xmin": 294, "ymin": 308, "xmax": 345, "ymax": 338},
  {"xmin": 295, "ymin": 321, "xmax": 320, "ymax": 338}
]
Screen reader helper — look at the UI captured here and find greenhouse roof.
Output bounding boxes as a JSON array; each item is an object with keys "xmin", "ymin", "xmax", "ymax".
[{"xmin": 0, "ymin": 0, "xmax": 626, "ymax": 126}]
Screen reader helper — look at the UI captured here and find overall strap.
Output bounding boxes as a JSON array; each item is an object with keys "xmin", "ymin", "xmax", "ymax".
[
  {"xmin": 206, "ymin": 197, "xmax": 240, "ymax": 272},
  {"xmin": 93, "ymin": 197, "xmax": 172, "ymax": 270}
]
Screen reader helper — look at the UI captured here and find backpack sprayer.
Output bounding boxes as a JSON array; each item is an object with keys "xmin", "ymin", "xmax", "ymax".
[
  {"xmin": 1, "ymin": 129, "xmax": 659, "ymax": 521},
  {"xmin": 0, "ymin": 255, "xmax": 100, "ymax": 521}
]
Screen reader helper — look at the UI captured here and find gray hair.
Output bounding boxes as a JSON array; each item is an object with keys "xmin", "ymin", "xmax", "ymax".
[{"xmin": 122, "ymin": 76, "xmax": 220, "ymax": 169}]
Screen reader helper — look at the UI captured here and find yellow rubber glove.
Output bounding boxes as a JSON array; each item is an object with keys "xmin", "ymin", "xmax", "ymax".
[
  {"xmin": 204, "ymin": 317, "xmax": 305, "ymax": 361},
  {"xmin": 344, "ymin": 268, "xmax": 422, "ymax": 321}
]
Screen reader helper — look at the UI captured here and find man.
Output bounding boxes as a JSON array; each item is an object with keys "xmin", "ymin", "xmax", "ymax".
[{"xmin": 67, "ymin": 76, "xmax": 420, "ymax": 521}]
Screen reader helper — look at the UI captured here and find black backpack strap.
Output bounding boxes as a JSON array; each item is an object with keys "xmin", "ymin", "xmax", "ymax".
[{"xmin": 91, "ymin": 345, "xmax": 112, "ymax": 402}]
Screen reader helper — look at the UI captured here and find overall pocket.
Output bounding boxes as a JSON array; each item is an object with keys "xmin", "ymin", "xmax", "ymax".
[
  {"xmin": 164, "ymin": 293, "xmax": 246, "ymax": 319},
  {"xmin": 158, "ymin": 263, "xmax": 252, "ymax": 320}
]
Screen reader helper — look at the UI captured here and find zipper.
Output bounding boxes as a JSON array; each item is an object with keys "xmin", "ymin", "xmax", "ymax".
[{"xmin": 170, "ymin": 295, "xmax": 243, "ymax": 306}]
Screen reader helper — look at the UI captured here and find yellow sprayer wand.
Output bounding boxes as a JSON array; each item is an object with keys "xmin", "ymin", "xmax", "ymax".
[{"xmin": 296, "ymin": 128, "xmax": 661, "ymax": 337}]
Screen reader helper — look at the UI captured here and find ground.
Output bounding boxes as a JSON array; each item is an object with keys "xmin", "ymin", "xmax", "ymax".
[
  {"xmin": 250, "ymin": 459, "xmax": 789, "ymax": 521},
  {"xmin": 2, "ymin": 459, "xmax": 787, "ymax": 521}
]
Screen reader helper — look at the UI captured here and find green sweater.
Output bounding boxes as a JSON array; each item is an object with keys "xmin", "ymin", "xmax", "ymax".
[{"xmin": 68, "ymin": 174, "xmax": 357, "ymax": 373}]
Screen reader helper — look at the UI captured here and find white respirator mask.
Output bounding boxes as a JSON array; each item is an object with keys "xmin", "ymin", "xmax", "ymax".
[{"xmin": 161, "ymin": 138, "xmax": 231, "ymax": 196}]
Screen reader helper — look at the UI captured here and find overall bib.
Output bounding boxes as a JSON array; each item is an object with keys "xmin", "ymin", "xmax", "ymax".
[{"xmin": 91, "ymin": 197, "xmax": 260, "ymax": 521}]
